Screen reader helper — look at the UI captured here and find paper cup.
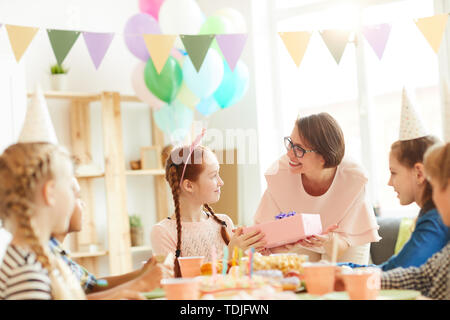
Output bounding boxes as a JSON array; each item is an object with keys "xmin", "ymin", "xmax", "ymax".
[
  {"xmin": 303, "ymin": 263, "xmax": 336, "ymax": 295},
  {"xmin": 161, "ymin": 278, "xmax": 199, "ymax": 300},
  {"xmin": 342, "ymin": 268, "xmax": 381, "ymax": 300},
  {"xmin": 178, "ymin": 256, "xmax": 204, "ymax": 278}
]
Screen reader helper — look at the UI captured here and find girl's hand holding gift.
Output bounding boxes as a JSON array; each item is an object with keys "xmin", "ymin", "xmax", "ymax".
[
  {"xmin": 296, "ymin": 224, "xmax": 338, "ymax": 248},
  {"xmin": 229, "ymin": 227, "xmax": 266, "ymax": 252}
]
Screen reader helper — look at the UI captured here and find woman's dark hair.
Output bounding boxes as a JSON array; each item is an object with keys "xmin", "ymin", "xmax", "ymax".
[
  {"xmin": 296, "ymin": 112, "xmax": 345, "ymax": 168},
  {"xmin": 391, "ymin": 135, "xmax": 439, "ymax": 206},
  {"xmin": 165, "ymin": 145, "xmax": 230, "ymax": 278}
]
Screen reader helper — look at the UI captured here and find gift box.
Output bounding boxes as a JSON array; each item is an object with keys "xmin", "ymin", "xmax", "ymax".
[{"xmin": 243, "ymin": 213, "xmax": 322, "ymax": 248}]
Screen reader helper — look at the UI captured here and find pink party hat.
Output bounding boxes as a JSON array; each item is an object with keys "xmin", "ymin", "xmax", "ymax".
[
  {"xmin": 18, "ymin": 84, "xmax": 58, "ymax": 144},
  {"xmin": 399, "ymin": 87, "xmax": 428, "ymax": 141}
]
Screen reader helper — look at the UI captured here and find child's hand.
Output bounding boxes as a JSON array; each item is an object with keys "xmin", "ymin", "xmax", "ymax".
[
  {"xmin": 137, "ymin": 257, "xmax": 174, "ymax": 292},
  {"xmin": 228, "ymin": 227, "xmax": 266, "ymax": 252}
]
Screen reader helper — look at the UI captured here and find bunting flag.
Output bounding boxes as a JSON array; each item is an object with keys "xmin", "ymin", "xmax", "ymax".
[
  {"xmin": 83, "ymin": 32, "xmax": 114, "ymax": 70},
  {"xmin": 143, "ymin": 34, "xmax": 177, "ymax": 73},
  {"xmin": 320, "ymin": 29, "xmax": 351, "ymax": 64},
  {"xmin": 5, "ymin": 25, "xmax": 39, "ymax": 63},
  {"xmin": 278, "ymin": 31, "xmax": 312, "ymax": 67},
  {"xmin": 362, "ymin": 23, "xmax": 392, "ymax": 60},
  {"xmin": 215, "ymin": 33, "xmax": 248, "ymax": 71},
  {"xmin": 180, "ymin": 34, "xmax": 215, "ymax": 72},
  {"xmin": 415, "ymin": 13, "xmax": 449, "ymax": 54},
  {"xmin": 47, "ymin": 29, "xmax": 81, "ymax": 65}
]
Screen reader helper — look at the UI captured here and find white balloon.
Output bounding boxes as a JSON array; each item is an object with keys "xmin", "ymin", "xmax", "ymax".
[
  {"xmin": 159, "ymin": 0, "xmax": 205, "ymax": 48},
  {"xmin": 214, "ymin": 7, "xmax": 247, "ymax": 33}
]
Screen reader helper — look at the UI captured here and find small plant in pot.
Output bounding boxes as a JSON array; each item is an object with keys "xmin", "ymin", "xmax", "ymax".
[
  {"xmin": 50, "ymin": 63, "xmax": 68, "ymax": 91},
  {"xmin": 129, "ymin": 214, "xmax": 144, "ymax": 247}
]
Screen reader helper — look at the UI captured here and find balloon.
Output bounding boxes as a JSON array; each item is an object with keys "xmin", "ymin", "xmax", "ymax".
[
  {"xmin": 144, "ymin": 56, "xmax": 183, "ymax": 103},
  {"xmin": 183, "ymin": 48, "xmax": 224, "ymax": 98},
  {"xmin": 214, "ymin": 8, "xmax": 247, "ymax": 33},
  {"xmin": 154, "ymin": 100, "xmax": 194, "ymax": 142},
  {"xmin": 139, "ymin": 0, "xmax": 165, "ymax": 21},
  {"xmin": 213, "ymin": 60, "xmax": 249, "ymax": 109},
  {"xmin": 177, "ymin": 82, "xmax": 199, "ymax": 109},
  {"xmin": 124, "ymin": 13, "xmax": 161, "ymax": 62},
  {"xmin": 131, "ymin": 62, "xmax": 165, "ymax": 110},
  {"xmin": 199, "ymin": 15, "xmax": 232, "ymax": 57},
  {"xmin": 159, "ymin": 0, "xmax": 204, "ymax": 48},
  {"xmin": 196, "ymin": 96, "xmax": 220, "ymax": 116}
]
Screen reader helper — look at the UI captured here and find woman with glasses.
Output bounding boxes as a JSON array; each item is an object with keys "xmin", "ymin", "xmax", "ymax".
[{"xmin": 253, "ymin": 113, "xmax": 381, "ymax": 264}]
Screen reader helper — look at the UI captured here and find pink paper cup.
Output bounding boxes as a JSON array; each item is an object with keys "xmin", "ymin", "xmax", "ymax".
[
  {"xmin": 303, "ymin": 264, "xmax": 336, "ymax": 295},
  {"xmin": 161, "ymin": 278, "xmax": 199, "ymax": 300},
  {"xmin": 342, "ymin": 268, "xmax": 381, "ymax": 300},
  {"xmin": 178, "ymin": 256, "xmax": 205, "ymax": 278}
]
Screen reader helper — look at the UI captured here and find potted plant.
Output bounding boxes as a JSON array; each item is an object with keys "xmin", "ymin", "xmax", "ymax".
[
  {"xmin": 50, "ymin": 63, "xmax": 68, "ymax": 91},
  {"xmin": 129, "ymin": 214, "xmax": 144, "ymax": 247}
]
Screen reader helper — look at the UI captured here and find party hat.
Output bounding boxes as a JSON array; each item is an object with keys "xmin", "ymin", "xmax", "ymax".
[
  {"xmin": 18, "ymin": 84, "xmax": 58, "ymax": 144},
  {"xmin": 399, "ymin": 87, "xmax": 428, "ymax": 141}
]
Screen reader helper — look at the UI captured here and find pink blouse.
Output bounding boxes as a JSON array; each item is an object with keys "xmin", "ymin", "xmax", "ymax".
[
  {"xmin": 254, "ymin": 155, "xmax": 381, "ymax": 261},
  {"xmin": 150, "ymin": 213, "xmax": 234, "ymax": 262}
]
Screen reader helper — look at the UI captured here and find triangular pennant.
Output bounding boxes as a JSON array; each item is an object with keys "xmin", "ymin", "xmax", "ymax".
[
  {"xmin": 180, "ymin": 34, "xmax": 215, "ymax": 72},
  {"xmin": 278, "ymin": 31, "xmax": 312, "ymax": 67},
  {"xmin": 82, "ymin": 32, "xmax": 114, "ymax": 70},
  {"xmin": 215, "ymin": 33, "xmax": 248, "ymax": 71},
  {"xmin": 19, "ymin": 84, "xmax": 58, "ymax": 144},
  {"xmin": 399, "ymin": 87, "xmax": 428, "ymax": 141},
  {"xmin": 362, "ymin": 23, "xmax": 392, "ymax": 60},
  {"xmin": 5, "ymin": 25, "xmax": 39, "ymax": 63},
  {"xmin": 47, "ymin": 29, "xmax": 81, "ymax": 65},
  {"xmin": 143, "ymin": 34, "xmax": 177, "ymax": 74},
  {"xmin": 415, "ymin": 14, "xmax": 448, "ymax": 54},
  {"xmin": 320, "ymin": 29, "xmax": 351, "ymax": 64}
]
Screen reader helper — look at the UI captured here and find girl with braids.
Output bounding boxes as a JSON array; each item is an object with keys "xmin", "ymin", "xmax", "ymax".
[
  {"xmin": 0, "ymin": 142, "xmax": 85, "ymax": 300},
  {"xmin": 151, "ymin": 144, "xmax": 266, "ymax": 278}
]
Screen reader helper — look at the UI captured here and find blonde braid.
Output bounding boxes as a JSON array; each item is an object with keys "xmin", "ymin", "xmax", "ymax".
[{"xmin": 0, "ymin": 142, "xmax": 85, "ymax": 300}]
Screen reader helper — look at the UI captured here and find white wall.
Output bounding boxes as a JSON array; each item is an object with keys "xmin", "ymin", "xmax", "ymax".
[{"xmin": 0, "ymin": 0, "xmax": 266, "ymax": 275}]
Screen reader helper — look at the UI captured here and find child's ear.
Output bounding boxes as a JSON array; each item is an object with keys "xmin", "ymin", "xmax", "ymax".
[
  {"xmin": 414, "ymin": 163, "xmax": 426, "ymax": 185},
  {"xmin": 181, "ymin": 179, "xmax": 194, "ymax": 193},
  {"xmin": 42, "ymin": 180, "xmax": 57, "ymax": 206}
]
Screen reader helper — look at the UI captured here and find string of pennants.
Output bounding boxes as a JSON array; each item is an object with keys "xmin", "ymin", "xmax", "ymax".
[{"xmin": 0, "ymin": 12, "xmax": 448, "ymax": 72}]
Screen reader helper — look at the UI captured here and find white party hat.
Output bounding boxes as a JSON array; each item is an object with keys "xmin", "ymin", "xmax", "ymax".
[
  {"xmin": 18, "ymin": 84, "xmax": 58, "ymax": 144},
  {"xmin": 399, "ymin": 87, "xmax": 428, "ymax": 141}
]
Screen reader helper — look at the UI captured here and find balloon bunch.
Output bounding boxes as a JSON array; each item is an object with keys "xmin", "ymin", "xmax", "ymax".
[{"xmin": 125, "ymin": 0, "xmax": 249, "ymax": 141}]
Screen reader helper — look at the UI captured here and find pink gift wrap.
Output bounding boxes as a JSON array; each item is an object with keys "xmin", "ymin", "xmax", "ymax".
[{"xmin": 243, "ymin": 213, "xmax": 322, "ymax": 248}]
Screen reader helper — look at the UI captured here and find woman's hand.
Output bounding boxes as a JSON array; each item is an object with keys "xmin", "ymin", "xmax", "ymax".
[
  {"xmin": 228, "ymin": 227, "xmax": 266, "ymax": 252},
  {"xmin": 296, "ymin": 224, "xmax": 338, "ymax": 248}
]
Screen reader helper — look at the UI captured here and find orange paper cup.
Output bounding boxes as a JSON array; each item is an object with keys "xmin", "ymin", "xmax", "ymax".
[
  {"xmin": 178, "ymin": 256, "xmax": 205, "ymax": 278},
  {"xmin": 303, "ymin": 263, "xmax": 336, "ymax": 295},
  {"xmin": 342, "ymin": 268, "xmax": 381, "ymax": 300},
  {"xmin": 161, "ymin": 278, "xmax": 199, "ymax": 300}
]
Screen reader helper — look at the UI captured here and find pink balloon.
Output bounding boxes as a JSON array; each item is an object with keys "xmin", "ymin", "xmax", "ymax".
[
  {"xmin": 131, "ymin": 62, "xmax": 165, "ymax": 110},
  {"xmin": 139, "ymin": 0, "xmax": 165, "ymax": 21}
]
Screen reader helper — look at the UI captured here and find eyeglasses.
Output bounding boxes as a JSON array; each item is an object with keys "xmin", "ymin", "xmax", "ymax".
[{"xmin": 284, "ymin": 136, "xmax": 317, "ymax": 158}]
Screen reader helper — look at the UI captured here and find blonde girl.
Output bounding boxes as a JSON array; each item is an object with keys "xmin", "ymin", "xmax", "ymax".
[{"xmin": 0, "ymin": 142, "xmax": 85, "ymax": 300}]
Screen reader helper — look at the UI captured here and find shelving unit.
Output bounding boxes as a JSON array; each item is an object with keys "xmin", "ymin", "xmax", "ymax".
[{"xmin": 28, "ymin": 91, "xmax": 169, "ymax": 276}]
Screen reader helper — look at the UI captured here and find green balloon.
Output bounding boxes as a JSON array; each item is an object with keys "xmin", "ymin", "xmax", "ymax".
[
  {"xmin": 144, "ymin": 56, "xmax": 183, "ymax": 103},
  {"xmin": 199, "ymin": 15, "xmax": 230, "ymax": 57}
]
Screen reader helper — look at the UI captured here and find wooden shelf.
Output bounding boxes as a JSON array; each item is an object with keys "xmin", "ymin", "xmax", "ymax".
[
  {"xmin": 130, "ymin": 246, "xmax": 152, "ymax": 253},
  {"xmin": 27, "ymin": 91, "xmax": 141, "ymax": 103},
  {"xmin": 125, "ymin": 169, "xmax": 165, "ymax": 176},
  {"xmin": 70, "ymin": 250, "xmax": 108, "ymax": 258}
]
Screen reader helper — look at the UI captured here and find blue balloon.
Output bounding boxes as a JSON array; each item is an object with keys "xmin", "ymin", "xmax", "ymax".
[
  {"xmin": 196, "ymin": 96, "xmax": 220, "ymax": 116},
  {"xmin": 213, "ymin": 60, "xmax": 249, "ymax": 109},
  {"xmin": 154, "ymin": 100, "xmax": 193, "ymax": 142}
]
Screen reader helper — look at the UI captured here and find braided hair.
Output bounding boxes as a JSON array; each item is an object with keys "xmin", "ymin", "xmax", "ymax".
[
  {"xmin": 165, "ymin": 145, "xmax": 229, "ymax": 278},
  {"xmin": 0, "ymin": 142, "xmax": 85, "ymax": 299}
]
